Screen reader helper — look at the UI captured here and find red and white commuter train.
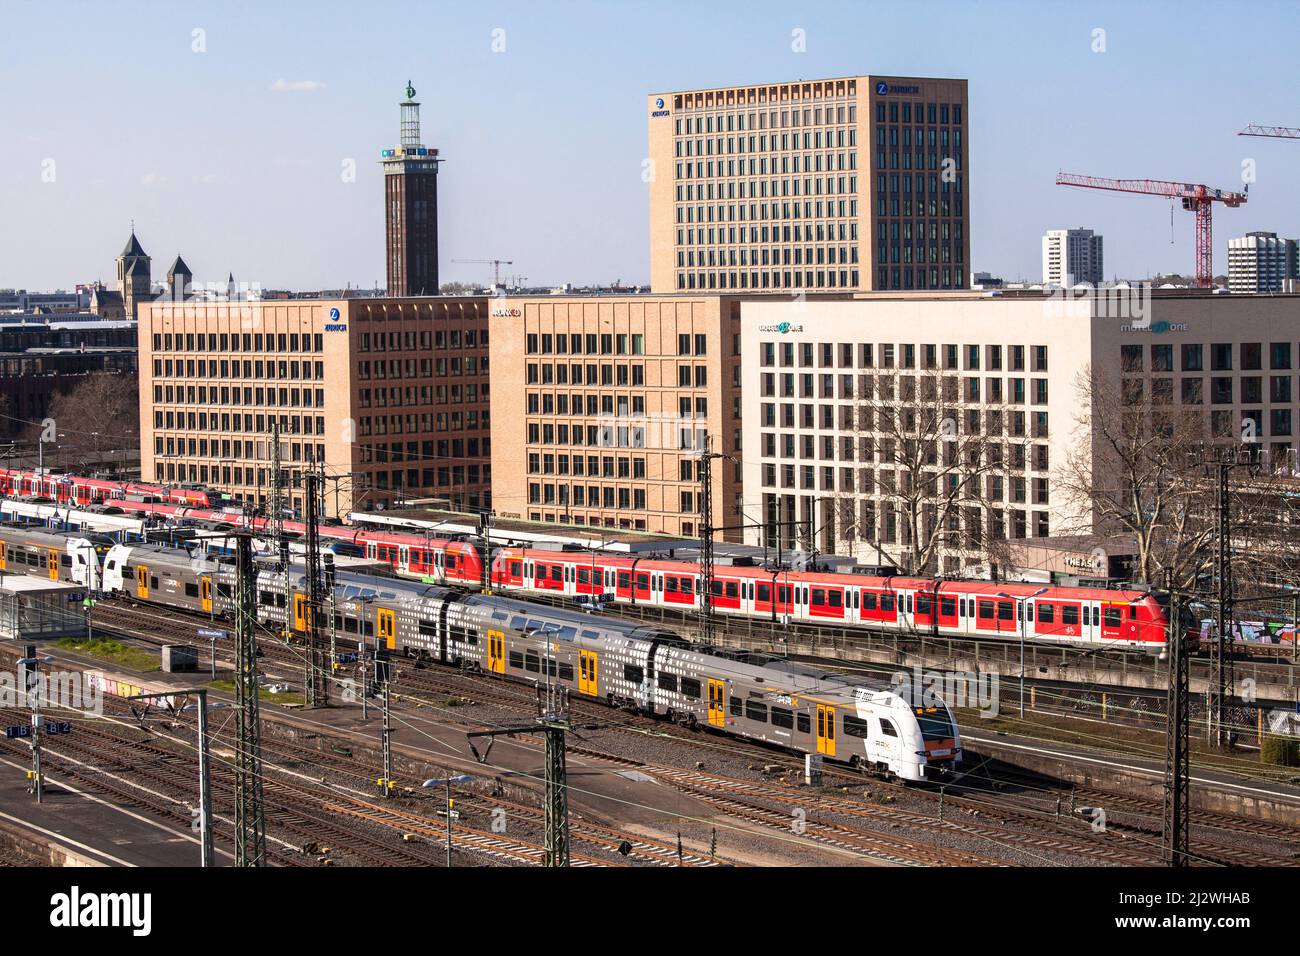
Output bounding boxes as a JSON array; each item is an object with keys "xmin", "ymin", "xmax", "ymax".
[{"xmin": 0, "ymin": 467, "xmax": 1185, "ymax": 651}]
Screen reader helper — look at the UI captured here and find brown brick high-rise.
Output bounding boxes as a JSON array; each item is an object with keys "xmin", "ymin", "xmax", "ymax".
[{"xmin": 383, "ymin": 82, "xmax": 441, "ymax": 296}]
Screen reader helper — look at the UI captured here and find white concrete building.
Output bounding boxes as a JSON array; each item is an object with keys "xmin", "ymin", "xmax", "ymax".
[
  {"xmin": 1228, "ymin": 231, "xmax": 1297, "ymax": 293},
  {"xmin": 1042, "ymin": 228, "xmax": 1103, "ymax": 288},
  {"xmin": 739, "ymin": 291, "xmax": 1300, "ymax": 575}
]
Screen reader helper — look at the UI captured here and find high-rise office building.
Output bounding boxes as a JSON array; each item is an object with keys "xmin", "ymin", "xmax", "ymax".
[
  {"xmin": 382, "ymin": 82, "xmax": 442, "ymax": 296},
  {"xmin": 1228, "ymin": 231, "xmax": 1298, "ymax": 293},
  {"xmin": 1041, "ymin": 228, "xmax": 1103, "ymax": 287},
  {"xmin": 647, "ymin": 75, "xmax": 969, "ymax": 294}
]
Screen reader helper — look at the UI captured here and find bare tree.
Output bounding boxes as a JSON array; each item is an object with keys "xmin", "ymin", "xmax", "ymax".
[
  {"xmin": 1059, "ymin": 364, "xmax": 1293, "ymax": 590},
  {"xmin": 31, "ymin": 371, "xmax": 139, "ymax": 471},
  {"xmin": 839, "ymin": 367, "xmax": 1013, "ymax": 576}
]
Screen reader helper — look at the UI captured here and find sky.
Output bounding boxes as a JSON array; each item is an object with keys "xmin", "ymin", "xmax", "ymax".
[{"xmin": 2, "ymin": 0, "xmax": 1299, "ymax": 292}]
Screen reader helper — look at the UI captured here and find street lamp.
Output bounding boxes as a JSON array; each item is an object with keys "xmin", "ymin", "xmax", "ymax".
[
  {"xmin": 422, "ymin": 774, "xmax": 473, "ymax": 867},
  {"xmin": 998, "ymin": 587, "xmax": 1049, "ymax": 719}
]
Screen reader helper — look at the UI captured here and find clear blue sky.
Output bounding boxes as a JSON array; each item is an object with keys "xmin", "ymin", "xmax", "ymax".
[{"xmin": 2, "ymin": 0, "xmax": 1298, "ymax": 291}]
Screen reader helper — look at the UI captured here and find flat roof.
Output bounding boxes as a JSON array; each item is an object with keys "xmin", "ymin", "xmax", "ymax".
[{"xmin": 0, "ymin": 575, "xmax": 84, "ymax": 594}]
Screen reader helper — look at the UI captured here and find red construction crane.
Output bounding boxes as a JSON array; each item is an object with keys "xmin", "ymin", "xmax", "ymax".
[
  {"xmin": 1239, "ymin": 124, "xmax": 1300, "ymax": 139},
  {"xmin": 1056, "ymin": 171, "xmax": 1247, "ymax": 288}
]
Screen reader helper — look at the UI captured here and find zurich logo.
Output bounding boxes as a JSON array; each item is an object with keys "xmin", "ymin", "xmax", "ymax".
[
  {"xmin": 1151, "ymin": 320, "xmax": 1171, "ymax": 334},
  {"xmin": 777, "ymin": 322, "xmax": 791, "ymax": 333},
  {"xmin": 328, "ymin": 307, "xmax": 340, "ymax": 320},
  {"xmin": 655, "ymin": 97, "xmax": 665, "ymax": 109},
  {"xmin": 876, "ymin": 81, "xmax": 888, "ymax": 95}
]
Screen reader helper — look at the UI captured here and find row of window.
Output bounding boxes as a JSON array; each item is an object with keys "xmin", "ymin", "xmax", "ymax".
[
  {"xmin": 1122, "ymin": 342, "xmax": 1298, "ymax": 373},
  {"xmin": 763, "ymin": 342, "xmax": 1048, "ymax": 373},
  {"xmin": 152, "ymin": 332, "xmax": 323, "ymax": 354},
  {"xmin": 357, "ymin": 329, "xmax": 486, "ymax": 352},
  {"xmin": 152, "ymin": 358, "xmax": 325, "ymax": 380}
]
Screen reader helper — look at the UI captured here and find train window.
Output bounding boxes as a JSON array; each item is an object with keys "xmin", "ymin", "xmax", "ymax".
[
  {"xmin": 1104, "ymin": 607, "xmax": 1122, "ymax": 628},
  {"xmin": 446, "ymin": 554, "xmax": 457, "ymax": 569},
  {"xmin": 744, "ymin": 699, "xmax": 768, "ymax": 723},
  {"xmin": 916, "ymin": 595, "xmax": 932, "ymax": 615},
  {"xmin": 1062, "ymin": 605, "xmax": 1079, "ymax": 626},
  {"xmin": 185, "ymin": 583, "xmax": 199, "ymax": 597},
  {"xmin": 1083, "ymin": 606, "xmax": 1092, "ymax": 627},
  {"xmin": 550, "ymin": 566, "xmax": 562, "ymax": 582},
  {"xmin": 725, "ymin": 582, "xmax": 738, "ymax": 598},
  {"xmin": 665, "ymin": 576, "xmax": 677, "ymax": 593},
  {"xmin": 658, "ymin": 673, "xmax": 678, "ymax": 692},
  {"xmin": 1038, "ymin": 603, "xmax": 1055, "ymax": 624},
  {"xmin": 543, "ymin": 658, "xmax": 558, "ymax": 676},
  {"xmin": 794, "ymin": 588, "xmax": 802, "ymax": 606},
  {"xmin": 862, "ymin": 592, "xmax": 877, "ymax": 610},
  {"xmin": 879, "ymin": 719, "xmax": 898, "ymax": 738},
  {"xmin": 828, "ymin": 591, "xmax": 841, "ymax": 608},
  {"xmin": 778, "ymin": 585, "xmax": 791, "ymax": 603},
  {"xmin": 578, "ymin": 568, "xmax": 590, "ymax": 585},
  {"xmin": 363, "ymin": 620, "xmax": 374, "ymax": 636},
  {"xmin": 844, "ymin": 715, "xmax": 871, "ymax": 738},
  {"xmin": 680, "ymin": 677, "xmax": 701, "ymax": 699},
  {"xmin": 978, "ymin": 600, "xmax": 994, "ymax": 619},
  {"xmin": 524, "ymin": 652, "xmax": 540, "ymax": 673},
  {"xmin": 771, "ymin": 707, "xmax": 794, "ymax": 729},
  {"xmin": 418, "ymin": 619, "xmax": 437, "ymax": 636},
  {"xmin": 509, "ymin": 651, "xmax": 524, "ymax": 669},
  {"xmin": 60, "ymin": 555, "xmax": 71, "ymax": 568},
  {"xmin": 344, "ymin": 617, "xmax": 358, "ymax": 633},
  {"xmin": 940, "ymin": 596, "xmax": 955, "ymax": 616},
  {"xmin": 217, "ymin": 583, "xmax": 232, "ymax": 598},
  {"xmin": 624, "ymin": 664, "xmax": 644, "ymax": 683},
  {"xmin": 121, "ymin": 565, "xmax": 134, "ymax": 579},
  {"xmin": 637, "ymin": 574, "xmax": 650, "ymax": 589},
  {"xmin": 509, "ymin": 561, "xmax": 521, "ymax": 576},
  {"xmin": 730, "ymin": 696, "xmax": 742, "ymax": 716},
  {"xmin": 510, "ymin": 616, "xmax": 527, "ymax": 631},
  {"xmin": 997, "ymin": 601, "xmax": 1013, "ymax": 621},
  {"xmin": 1129, "ymin": 604, "xmax": 1138, "ymax": 619},
  {"xmin": 880, "ymin": 593, "xmax": 895, "ymax": 612},
  {"xmin": 907, "ymin": 595, "xmax": 913, "ymax": 613},
  {"xmin": 332, "ymin": 614, "xmax": 344, "ymax": 630},
  {"xmin": 151, "ymin": 576, "xmax": 159, "ymax": 589},
  {"xmin": 559, "ymin": 663, "xmax": 574, "ymax": 681},
  {"xmin": 681, "ymin": 578, "xmax": 693, "ymax": 594},
  {"xmin": 797, "ymin": 713, "xmax": 811, "ymax": 733},
  {"xmin": 618, "ymin": 572, "xmax": 630, "ymax": 588}
]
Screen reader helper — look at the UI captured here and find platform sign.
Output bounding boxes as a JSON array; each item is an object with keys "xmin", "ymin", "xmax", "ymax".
[
  {"xmin": 336, "ymin": 653, "xmax": 358, "ymax": 665},
  {"xmin": 4, "ymin": 726, "xmax": 30, "ymax": 739},
  {"xmin": 44, "ymin": 722, "xmax": 71, "ymax": 736},
  {"xmin": 197, "ymin": 628, "xmax": 228, "ymax": 640}
]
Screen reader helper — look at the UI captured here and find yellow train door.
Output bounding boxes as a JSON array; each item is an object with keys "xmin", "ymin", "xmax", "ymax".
[
  {"xmin": 487, "ymin": 629, "xmax": 505, "ymax": 674},
  {"xmin": 292, "ymin": 593, "xmax": 307, "ymax": 632},
  {"xmin": 200, "ymin": 576, "xmax": 212, "ymax": 614},
  {"xmin": 46, "ymin": 548, "xmax": 59, "ymax": 581},
  {"xmin": 0, "ymin": 541, "xmax": 7, "ymax": 571},
  {"xmin": 707, "ymin": 679, "xmax": 726, "ymax": 727},
  {"xmin": 378, "ymin": 608, "xmax": 396, "ymax": 649},
  {"xmin": 136, "ymin": 563, "xmax": 150, "ymax": 599},
  {"xmin": 816, "ymin": 705, "xmax": 837, "ymax": 757},
  {"xmin": 578, "ymin": 650, "xmax": 598, "ymax": 696}
]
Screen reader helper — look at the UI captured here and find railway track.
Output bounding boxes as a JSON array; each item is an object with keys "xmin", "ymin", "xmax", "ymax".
[{"xmin": 55, "ymin": 597, "xmax": 1300, "ymax": 867}]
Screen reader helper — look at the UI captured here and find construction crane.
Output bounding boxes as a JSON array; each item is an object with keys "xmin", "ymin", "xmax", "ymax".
[
  {"xmin": 451, "ymin": 258, "xmax": 514, "ymax": 287},
  {"xmin": 1239, "ymin": 124, "xmax": 1300, "ymax": 139},
  {"xmin": 1056, "ymin": 171, "xmax": 1247, "ymax": 288}
]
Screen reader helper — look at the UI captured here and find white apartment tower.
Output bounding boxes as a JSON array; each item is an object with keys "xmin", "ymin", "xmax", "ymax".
[
  {"xmin": 1228, "ymin": 231, "xmax": 1298, "ymax": 293},
  {"xmin": 1042, "ymin": 228, "xmax": 1103, "ymax": 287}
]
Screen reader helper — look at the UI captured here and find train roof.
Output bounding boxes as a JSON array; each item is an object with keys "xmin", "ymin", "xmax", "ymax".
[{"xmin": 0, "ymin": 524, "xmax": 112, "ymax": 546}]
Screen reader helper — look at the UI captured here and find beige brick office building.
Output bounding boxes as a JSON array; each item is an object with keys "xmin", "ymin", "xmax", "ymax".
[
  {"xmin": 139, "ymin": 296, "xmax": 492, "ymax": 518},
  {"xmin": 739, "ymin": 291, "xmax": 1300, "ymax": 574},
  {"xmin": 647, "ymin": 74, "xmax": 969, "ymax": 295},
  {"xmin": 488, "ymin": 294, "xmax": 749, "ymax": 538}
]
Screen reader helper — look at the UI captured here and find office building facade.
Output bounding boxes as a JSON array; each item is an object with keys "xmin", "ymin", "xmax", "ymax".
[
  {"xmin": 647, "ymin": 75, "xmax": 969, "ymax": 295},
  {"xmin": 138, "ymin": 296, "xmax": 491, "ymax": 518}
]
